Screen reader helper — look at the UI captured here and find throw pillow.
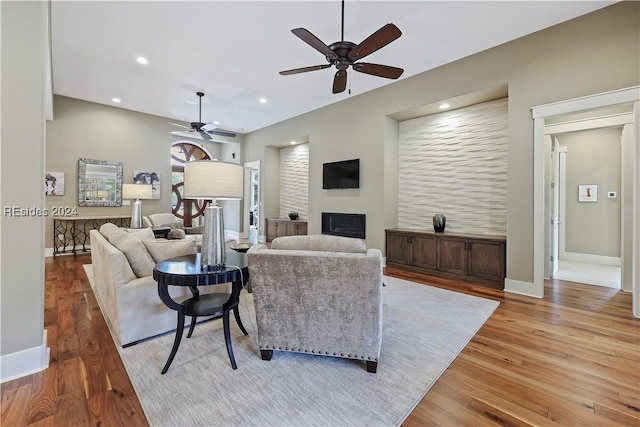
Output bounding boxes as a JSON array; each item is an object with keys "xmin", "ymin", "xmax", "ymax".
[
  {"xmin": 143, "ymin": 238, "xmax": 197, "ymax": 263},
  {"xmin": 161, "ymin": 221, "xmax": 184, "ymax": 230},
  {"xmin": 167, "ymin": 228, "xmax": 186, "ymax": 240},
  {"xmin": 107, "ymin": 228, "xmax": 155, "ymax": 278}
]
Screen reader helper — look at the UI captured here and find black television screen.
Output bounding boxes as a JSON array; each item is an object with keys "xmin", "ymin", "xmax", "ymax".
[{"xmin": 323, "ymin": 159, "xmax": 359, "ymax": 189}]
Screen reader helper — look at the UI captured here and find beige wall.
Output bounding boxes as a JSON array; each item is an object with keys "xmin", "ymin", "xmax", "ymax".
[
  {"xmin": 244, "ymin": 2, "xmax": 640, "ymax": 286},
  {"xmin": 1, "ymin": 1, "xmax": 47, "ymax": 359},
  {"xmin": 45, "ymin": 96, "xmax": 244, "ymax": 251},
  {"xmin": 558, "ymin": 128, "xmax": 622, "ymax": 257}
]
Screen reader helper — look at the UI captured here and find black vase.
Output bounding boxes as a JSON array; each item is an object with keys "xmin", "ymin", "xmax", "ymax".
[{"xmin": 433, "ymin": 214, "xmax": 446, "ymax": 232}]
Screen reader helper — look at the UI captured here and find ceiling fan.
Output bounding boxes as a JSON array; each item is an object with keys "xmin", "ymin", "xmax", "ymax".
[
  {"xmin": 279, "ymin": 0, "xmax": 404, "ymax": 94},
  {"xmin": 168, "ymin": 92, "xmax": 236, "ymax": 140}
]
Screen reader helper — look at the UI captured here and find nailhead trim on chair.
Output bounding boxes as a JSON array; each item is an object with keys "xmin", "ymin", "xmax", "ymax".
[{"xmin": 260, "ymin": 345, "xmax": 376, "ymax": 361}]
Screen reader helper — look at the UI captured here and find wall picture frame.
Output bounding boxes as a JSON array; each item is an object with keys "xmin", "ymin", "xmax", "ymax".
[
  {"xmin": 133, "ymin": 171, "xmax": 160, "ymax": 199},
  {"xmin": 578, "ymin": 184, "xmax": 597, "ymax": 202},
  {"xmin": 45, "ymin": 171, "xmax": 65, "ymax": 196}
]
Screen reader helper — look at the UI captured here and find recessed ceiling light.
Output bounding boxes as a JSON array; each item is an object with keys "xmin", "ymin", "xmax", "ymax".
[
  {"xmin": 136, "ymin": 56, "xmax": 148, "ymax": 65},
  {"xmin": 213, "ymin": 121, "xmax": 219, "ymax": 125},
  {"xmin": 290, "ymin": 141, "xmax": 297, "ymax": 145},
  {"xmin": 259, "ymin": 98, "xmax": 267, "ymax": 104},
  {"xmin": 112, "ymin": 98, "xmax": 121, "ymax": 103},
  {"xmin": 439, "ymin": 103, "xmax": 450, "ymax": 109}
]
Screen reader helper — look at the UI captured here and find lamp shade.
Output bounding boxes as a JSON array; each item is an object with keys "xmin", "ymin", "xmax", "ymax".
[
  {"xmin": 183, "ymin": 160, "xmax": 243, "ymax": 200},
  {"xmin": 122, "ymin": 183, "xmax": 153, "ymax": 200}
]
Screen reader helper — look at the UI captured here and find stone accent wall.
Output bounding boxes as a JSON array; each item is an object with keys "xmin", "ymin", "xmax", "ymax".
[
  {"xmin": 279, "ymin": 143, "xmax": 309, "ymax": 219},
  {"xmin": 398, "ymin": 98, "xmax": 508, "ymax": 235}
]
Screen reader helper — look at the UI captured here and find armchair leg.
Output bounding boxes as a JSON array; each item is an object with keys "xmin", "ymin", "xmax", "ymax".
[
  {"xmin": 366, "ymin": 361, "xmax": 378, "ymax": 373},
  {"xmin": 260, "ymin": 349, "xmax": 273, "ymax": 361}
]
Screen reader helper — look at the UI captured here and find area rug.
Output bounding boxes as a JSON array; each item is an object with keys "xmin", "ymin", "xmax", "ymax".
[{"xmin": 83, "ymin": 264, "xmax": 499, "ymax": 426}]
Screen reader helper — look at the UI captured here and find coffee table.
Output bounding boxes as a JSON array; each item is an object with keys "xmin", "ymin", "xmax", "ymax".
[{"xmin": 153, "ymin": 250, "xmax": 249, "ymax": 374}]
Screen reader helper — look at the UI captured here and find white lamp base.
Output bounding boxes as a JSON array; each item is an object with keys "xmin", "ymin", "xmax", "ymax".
[
  {"xmin": 131, "ymin": 199, "xmax": 143, "ymax": 229},
  {"xmin": 201, "ymin": 203, "xmax": 226, "ymax": 269}
]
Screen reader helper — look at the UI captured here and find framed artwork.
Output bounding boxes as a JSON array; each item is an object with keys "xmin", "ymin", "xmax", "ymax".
[
  {"xmin": 134, "ymin": 171, "xmax": 160, "ymax": 199},
  {"xmin": 578, "ymin": 184, "xmax": 597, "ymax": 202},
  {"xmin": 45, "ymin": 171, "xmax": 65, "ymax": 196}
]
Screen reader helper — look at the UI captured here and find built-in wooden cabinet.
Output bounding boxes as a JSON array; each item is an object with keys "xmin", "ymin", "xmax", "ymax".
[
  {"xmin": 266, "ymin": 218, "xmax": 308, "ymax": 242},
  {"xmin": 385, "ymin": 228, "xmax": 506, "ymax": 288}
]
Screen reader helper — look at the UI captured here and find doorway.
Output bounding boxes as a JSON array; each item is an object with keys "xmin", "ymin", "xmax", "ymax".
[
  {"xmin": 244, "ymin": 160, "xmax": 261, "ymax": 244},
  {"xmin": 548, "ymin": 127, "xmax": 624, "ymax": 289},
  {"xmin": 532, "ymin": 85, "xmax": 639, "ymax": 316}
]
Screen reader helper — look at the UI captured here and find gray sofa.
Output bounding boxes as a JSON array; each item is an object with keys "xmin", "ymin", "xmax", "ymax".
[
  {"xmin": 89, "ymin": 223, "xmax": 220, "ymax": 347},
  {"xmin": 247, "ymin": 235, "xmax": 383, "ymax": 373}
]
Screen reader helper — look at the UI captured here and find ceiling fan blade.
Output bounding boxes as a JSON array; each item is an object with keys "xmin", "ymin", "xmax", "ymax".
[
  {"xmin": 291, "ymin": 28, "xmax": 338, "ymax": 61},
  {"xmin": 197, "ymin": 131, "xmax": 212, "ymax": 141},
  {"xmin": 332, "ymin": 70, "xmax": 347, "ymax": 94},
  {"xmin": 352, "ymin": 62, "xmax": 404, "ymax": 79},
  {"xmin": 347, "ymin": 23, "xmax": 402, "ymax": 62},
  {"xmin": 280, "ymin": 64, "xmax": 332, "ymax": 76},
  {"xmin": 168, "ymin": 122, "xmax": 191, "ymax": 130},
  {"xmin": 207, "ymin": 129, "xmax": 237, "ymax": 138}
]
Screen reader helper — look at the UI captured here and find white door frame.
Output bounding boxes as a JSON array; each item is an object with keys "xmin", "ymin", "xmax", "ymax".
[
  {"xmin": 532, "ymin": 86, "xmax": 639, "ymax": 316},
  {"xmin": 243, "ymin": 160, "xmax": 262, "ymax": 242}
]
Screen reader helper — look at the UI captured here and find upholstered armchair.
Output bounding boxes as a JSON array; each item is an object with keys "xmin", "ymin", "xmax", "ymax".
[{"xmin": 247, "ymin": 235, "xmax": 383, "ymax": 373}]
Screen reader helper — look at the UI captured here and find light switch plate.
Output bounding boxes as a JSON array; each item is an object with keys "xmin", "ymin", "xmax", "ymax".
[{"xmin": 607, "ymin": 191, "xmax": 616, "ymax": 198}]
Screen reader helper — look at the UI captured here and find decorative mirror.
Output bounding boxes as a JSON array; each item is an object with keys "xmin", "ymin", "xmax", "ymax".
[{"xmin": 78, "ymin": 158, "xmax": 123, "ymax": 206}]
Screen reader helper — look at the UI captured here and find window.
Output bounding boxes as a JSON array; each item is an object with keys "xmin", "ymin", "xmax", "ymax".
[{"xmin": 171, "ymin": 142, "xmax": 210, "ymax": 226}]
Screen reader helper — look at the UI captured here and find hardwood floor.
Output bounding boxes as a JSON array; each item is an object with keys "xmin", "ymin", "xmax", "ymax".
[{"xmin": 2, "ymin": 255, "xmax": 639, "ymax": 426}]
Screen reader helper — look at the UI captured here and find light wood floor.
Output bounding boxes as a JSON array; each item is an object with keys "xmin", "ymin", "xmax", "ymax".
[{"xmin": 1, "ymin": 254, "xmax": 638, "ymax": 426}]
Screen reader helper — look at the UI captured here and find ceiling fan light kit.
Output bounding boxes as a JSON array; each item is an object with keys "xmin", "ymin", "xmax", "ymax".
[
  {"xmin": 168, "ymin": 91, "xmax": 237, "ymax": 140},
  {"xmin": 279, "ymin": 0, "xmax": 404, "ymax": 94}
]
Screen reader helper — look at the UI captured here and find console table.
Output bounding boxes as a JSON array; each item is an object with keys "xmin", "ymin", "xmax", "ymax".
[
  {"xmin": 266, "ymin": 218, "xmax": 308, "ymax": 242},
  {"xmin": 53, "ymin": 215, "xmax": 130, "ymax": 256},
  {"xmin": 386, "ymin": 228, "xmax": 506, "ymax": 289},
  {"xmin": 153, "ymin": 251, "xmax": 249, "ymax": 374}
]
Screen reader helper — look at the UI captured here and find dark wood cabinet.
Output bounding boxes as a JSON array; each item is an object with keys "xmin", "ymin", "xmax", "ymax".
[
  {"xmin": 386, "ymin": 229, "xmax": 506, "ymax": 289},
  {"xmin": 266, "ymin": 218, "xmax": 308, "ymax": 242}
]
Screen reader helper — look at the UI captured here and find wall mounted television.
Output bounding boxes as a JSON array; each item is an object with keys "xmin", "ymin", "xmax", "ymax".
[{"xmin": 322, "ymin": 158, "xmax": 360, "ymax": 189}]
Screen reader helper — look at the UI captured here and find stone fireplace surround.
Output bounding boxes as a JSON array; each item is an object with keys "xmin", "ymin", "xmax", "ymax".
[{"xmin": 321, "ymin": 212, "xmax": 366, "ymax": 239}]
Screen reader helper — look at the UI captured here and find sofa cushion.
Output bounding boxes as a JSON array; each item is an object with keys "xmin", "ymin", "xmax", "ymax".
[
  {"xmin": 99, "ymin": 222, "xmax": 120, "ymax": 240},
  {"xmin": 143, "ymin": 238, "xmax": 197, "ymax": 263},
  {"xmin": 125, "ymin": 227, "xmax": 155, "ymax": 240},
  {"xmin": 270, "ymin": 235, "xmax": 367, "ymax": 253},
  {"xmin": 107, "ymin": 228, "xmax": 156, "ymax": 278},
  {"xmin": 147, "ymin": 213, "xmax": 180, "ymax": 228}
]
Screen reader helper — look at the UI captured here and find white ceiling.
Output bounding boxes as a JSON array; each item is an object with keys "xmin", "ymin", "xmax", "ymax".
[{"xmin": 50, "ymin": 1, "xmax": 616, "ymax": 135}]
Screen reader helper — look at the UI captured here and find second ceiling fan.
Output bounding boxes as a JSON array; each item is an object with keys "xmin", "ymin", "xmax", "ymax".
[
  {"xmin": 169, "ymin": 91, "xmax": 236, "ymax": 140},
  {"xmin": 279, "ymin": 0, "xmax": 404, "ymax": 94}
]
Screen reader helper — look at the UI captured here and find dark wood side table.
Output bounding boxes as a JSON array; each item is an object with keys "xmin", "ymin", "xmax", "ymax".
[{"xmin": 153, "ymin": 251, "xmax": 249, "ymax": 374}]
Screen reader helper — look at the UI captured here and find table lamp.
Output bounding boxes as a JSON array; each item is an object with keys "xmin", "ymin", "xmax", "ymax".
[
  {"xmin": 183, "ymin": 160, "xmax": 243, "ymax": 269},
  {"xmin": 122, "ymin": 183, "xmax": 153, "ymax": 228}
]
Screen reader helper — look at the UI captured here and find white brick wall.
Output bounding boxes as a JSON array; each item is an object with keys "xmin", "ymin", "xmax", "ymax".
[
  {"xmin": 398, "ymin": 98, "xmax": 508, "ymax": 236},
  {"xmin": 279, "ymin": 143, "xmax": 309, "ymax": 219}
]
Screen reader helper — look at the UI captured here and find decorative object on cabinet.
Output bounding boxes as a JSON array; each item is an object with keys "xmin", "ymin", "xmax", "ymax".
[
  {"xmin": 266, "ymin": 218, "xmax": 308, "ymax": 242},
  {"xmin": 45, "ymin": 171, "xmax": 65, "ymax": 196},
  {"xmin": 122, "ymin": 184, "xmax": 153, "ymax": 229},
  {"xmin": 183, "ymin": 160, "xmax": 243, "ymax": 269},
  {"xmin": 386, "ymin": 228, "xmax": 506, "ymax": 288},
  {"xmin": 432, "ymin": 214, "xmax": 446, "ymax": 232},
  {"xmin": 288, "ymin": 211, "xmax": 299, "ymax": 220},
  {"xmin": 78, "ymin": 158, "xmax": 123, "ymax": 207}
]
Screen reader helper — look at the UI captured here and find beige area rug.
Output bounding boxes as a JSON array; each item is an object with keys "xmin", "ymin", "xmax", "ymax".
[{"xmin": 83, "ymin": 265, "xmax": 498, "ymax": 427}]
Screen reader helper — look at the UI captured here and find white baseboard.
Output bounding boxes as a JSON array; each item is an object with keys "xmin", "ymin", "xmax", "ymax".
[
  {"xmin": 504, "ymin": 278, "xmax": 543, "ymax": 298},
  {"xmin": 561, "ymin": 252, "xmax": 621, "ymax": 267},
  {"xmin": 1, "ymin": 330, "xmax": 49, "ymax": 383}
]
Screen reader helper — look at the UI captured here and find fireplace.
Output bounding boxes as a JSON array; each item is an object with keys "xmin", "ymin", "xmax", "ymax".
[{"xmin": 321, "ymin": 213, "xmax": 366, "ymax": 239}]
